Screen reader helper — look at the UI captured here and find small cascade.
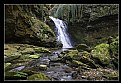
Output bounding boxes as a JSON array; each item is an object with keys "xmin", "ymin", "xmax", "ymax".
[{"xmin": 49, "ymin": 16, "xmax": 73, "ymax": 48}]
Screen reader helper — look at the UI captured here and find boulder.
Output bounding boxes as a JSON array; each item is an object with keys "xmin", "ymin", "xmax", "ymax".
[
  {"xmin": 91, "ymin": 43, "xmax": 111, "ymax": 66},
  {"xmin": 5, "ymin": 72, "xmax": 28, "ymax": 80},
  {"xmin": 76, "ymin": 44, "xmax": 91, "ymax": 52},
  {"xmin": 34, "ymin": 47, "xmax": 51, "ymax": 53},
  {"xmin": 27, "ymin": 73, "xmax": 50, "ymax": 80}
]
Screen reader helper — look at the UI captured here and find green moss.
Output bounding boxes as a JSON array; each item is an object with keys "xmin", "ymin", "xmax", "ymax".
[
  {"xmin": 22, "ymin": 70, "xmax": 37, "ymax": 76},
  {"xmin": 109, "ymin": 36, "xmax": 119, "ymax": 68},
  {"xmin": 80, "ymin": 55, "xmax": 97, "ymax": 68},
  {"xmin": 64, "ymin": 50, "xmax": 79, "ymax": 60},
  {"xmin": 76, "ymin": 44, "xmax": 91, "ymax": 52},
  {"xmin": 29, "ymin": 55, "xmax": 40, "ymax": 59},
  {"xmin": 5, "ymin": 71, "xmax": 28, "ymax": 80},
  {"xmin": 34, "ymin": 47, "xmax": 50, "ymax": 53},
  {"xmin": 21, "ymin": 48, "xmax": 35, "ymax": 54},
  {"xmin": 72, "ymin": 60, "xmax": 88, "ymax": 67},
  {"xmin": 27, "ymin": 73, "xmax": 50, "ymax": 80},
  {"xmin": 110, "ymin": 36, "xmax": 119, "ymax": 56},
  {"xmin": 91, "ymin": 43, "xmax": 111, "ymax": 65}
]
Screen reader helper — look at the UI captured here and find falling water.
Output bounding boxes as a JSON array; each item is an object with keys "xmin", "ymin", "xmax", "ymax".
[{"xmin": 49, "ymin": 16, "xmax": 73, "ymax": 48}]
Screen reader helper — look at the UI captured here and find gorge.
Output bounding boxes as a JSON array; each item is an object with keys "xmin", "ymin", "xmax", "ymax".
[{"xmin": 4, "ymin": 4, "xmax": 119, "ymax": 81}]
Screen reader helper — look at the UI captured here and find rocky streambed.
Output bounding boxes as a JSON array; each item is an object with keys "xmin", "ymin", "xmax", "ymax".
[{"xmin": 4, "ymin": 43, "xmax": 119, "ymax": 81}]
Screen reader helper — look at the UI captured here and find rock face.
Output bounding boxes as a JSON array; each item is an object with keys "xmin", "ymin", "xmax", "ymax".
[
  {"xmin": 5, "ymin": 5, "xmax": 57, "ymax": 47},
  {"xmin": 68, "ymin": 14, "xmax": 118, "ymax": 47}
]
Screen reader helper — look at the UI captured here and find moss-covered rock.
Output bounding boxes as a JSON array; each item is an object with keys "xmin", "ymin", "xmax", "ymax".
[
  {"xmin": 22, "ymin": 70, "xmax": 37, "ymax": 76},
  {"xmin": 4, "ymin": 63, "xmax": 12, "ymax": 71},
  {"xmin": 72, "ymin": 60, "xmax": 89, "ymax": 67},
  {"xmin": 91, "ymin": 43, "xmax": 111, "ymax": 66},
  {"xmin": 63, "ymin": 50, "xmax": 79, "ymax": 60},
  {"xmin": 27, "ymin": 73, "xmax": 50, "ymax": 80},
  {"xmin": 5, "ymin": 72, "xmax": 28, "ymax": 80},
  {"xmin": 21, "ymin": 48, "xmax": 35, "ymax": 54},
  {"xmin": 76, "ymin": 44, "xmax": 91, "ymax": 52},
  {"xmin": 79, "ymin": 55, "xmax": 97, "ymax": 68},
  {"xmin": 5, "ymin": 63, "xmax": 11, "ymax": 68},
  {"xmin": 34, "ymin": 47, "xmax": 51, "ymax": 53},
  {"xmin": 5, "ymin": 55, "xmax": 21, "ymax": 63},
  {"xmin": 29, "ymin": 55, "xmax": 40, "ymax": 59}
]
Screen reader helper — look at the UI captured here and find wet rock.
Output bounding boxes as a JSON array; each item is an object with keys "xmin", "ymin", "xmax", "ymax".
[
  {"xmin": 39, "ymin": 65, "xmax": 47, "ymax": 70},
  {"xmin": 81, "ymin": 75, "xmax": 88, "ymax": 79},
  {"xmin": 50, "ymin": 58, "xmax": 62, "ymax": 62},
  {"xmin": 72, "ymin": 71, "xmax": 78, "ymax": 79},
  {"xmin": 10, "ymin": 66, "xmax": 25, "ymax": 72},
  {"xmin": 5, "ymin": 55, "xmax": 21, "ymax": 63},
  {"xmin": 64, "ymin": 68, "xmax": 72, "ymax": 73}
]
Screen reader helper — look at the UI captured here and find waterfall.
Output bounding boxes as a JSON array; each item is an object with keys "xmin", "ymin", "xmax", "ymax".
[{"xmin": 49, "ymin": 16, "xmax": 73, "ymax": 48}]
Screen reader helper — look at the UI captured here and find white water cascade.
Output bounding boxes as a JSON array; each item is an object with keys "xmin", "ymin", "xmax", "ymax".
[{"xmin": 49, "ymin": 16, "xmax": 73, "ymax": 48}]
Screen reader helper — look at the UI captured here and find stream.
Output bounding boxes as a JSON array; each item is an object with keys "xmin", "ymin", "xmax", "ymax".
[
  {"xmin": 10, "ymin": 48, "xmax": 82, "ymax": 81},
  {"xmin": 31, "ymin": 48, "xmax": 80, "ymax": 81}
]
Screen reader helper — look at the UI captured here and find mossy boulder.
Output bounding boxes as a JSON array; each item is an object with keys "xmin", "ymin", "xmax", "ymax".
[
  {"xmin": 72, "ymin": 60, "xmax": 89, "ymax": 67},
  {"xmin": 5, "ymin": 72, "xmax": 28, "ymax": 80},
  {"xmin": 22, "ymin": 70, "xmax": 37, "ymax": 76},
  {"xmin": 21, "ymin": 48, "xmax": 35, "ymax": 54},
  {"xmin": 34, "ymin": 47, "xmax": 51, "ymax": 53},
  {"xmin": 79, "ymin": 55, "xmax": 97, "ymax": 68},
  {"xmin": 76, "ymin": 44, "xmax": 91, "ymax": 52},
  {"xmin": 27, "ymin": 73, "xmax": 50, "ymax": 80},
  {"xmin": 91, "ymin": 43, "xmax": 111, "ymax": 66},
  {"xmin": 63, "ymin": 50, "xmax": 79, "ymax": 60}
]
